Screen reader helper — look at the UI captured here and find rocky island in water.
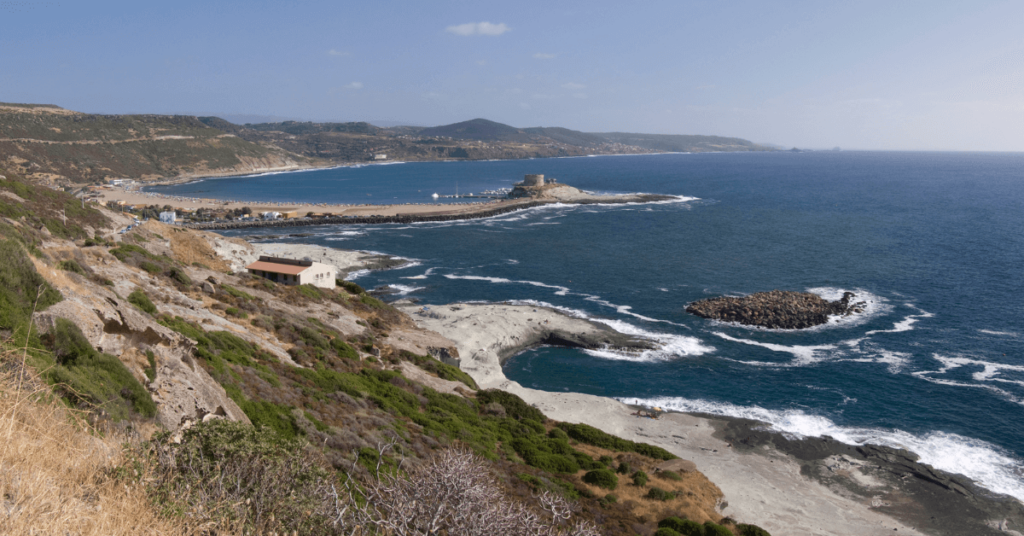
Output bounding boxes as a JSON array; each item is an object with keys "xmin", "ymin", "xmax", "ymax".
[{"xmin": 686, "ymin": 290, "xmax": 866, "ymax": 329}]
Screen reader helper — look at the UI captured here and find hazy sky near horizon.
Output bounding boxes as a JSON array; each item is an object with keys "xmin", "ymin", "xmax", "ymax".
[{"xmin": 2, "ymin": 1, "xmax": 1022, "ymax": 150}]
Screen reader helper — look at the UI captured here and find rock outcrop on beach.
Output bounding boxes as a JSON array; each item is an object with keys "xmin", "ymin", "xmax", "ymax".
[{"xmin": 686, "ymin": 290, "xmax": 865, "ymax": 329}]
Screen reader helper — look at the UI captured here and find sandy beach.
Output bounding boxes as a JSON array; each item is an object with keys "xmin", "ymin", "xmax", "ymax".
[{"xmin": 396, "ymin": 301, "xmax": 932, "ymax": 536}]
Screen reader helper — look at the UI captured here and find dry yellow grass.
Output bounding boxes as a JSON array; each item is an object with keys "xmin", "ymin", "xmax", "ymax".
[
  {"xmin": 571, "ymin": 443, "xmax": 726, "ymax": 525},
  {"xmin": 0, "ymin": 344, "xmax": 180, "ymax": 535}
]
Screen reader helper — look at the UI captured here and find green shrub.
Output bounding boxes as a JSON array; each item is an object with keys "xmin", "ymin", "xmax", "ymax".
[
  {"xmin": 477, "ymin": 390, "xmax": 546, "ymax": 422},
  {"xmin": 221, "ymin": 284, "xmax": 254, "ymax": 301},
  {"xmin": 223, "ymin": 384, "xmax": 302, "ymax": 440},
  {"xmin": 140, "ymin": 261, "xmax": 161, "ymax": 274},
  {"xmin": 137, "ymin": 419, "xmax": 334, "ymax": 534},
  {"xmin": 632, "ymin": 470, "xmax": 648, "ymax": 487},
  {"xmin": 401, "ymin": 351, "xmax": 478, "ymax": 389},
  {"xmin": 340, "ymin": 280, "xmax": 364, "ymax": 294},
  {"xmin": 654, "ymin": 528, "xmax": 681, "ymax": 536},
  {"xmin": 737, "ymin": 524, "xmax": 772, "ymax": 536},
  {"xmin": 144, "ymin": 350, "xmax": 157, "ymax": 381},
  {"xmin": 45, "ymin": 318, "xmax": 156, "ymax": 420},
  {"xmin": 128, "ymin": 288, "xmax": 157, "ymax": 314},
  {"xmin": 0, "ymin": 238, "xmax": 62, "ymax": 331},
  {"xmin": 360, "ymin": 294, "xmax": 384, "ymax": 309},
  {"xmin": 659, "ymin": 517, "xmax": 704, "ymax": 536},
  {"xmin": 168, "ymin": 267, "xmax": 191, "ymax": 285},
  {"xmin": 659, "ymin": 470, "xmax": 682, "ymax": 481},
  {"xmin": 598, "ymin": 455, "xmax": 614, "ymax": 466},
  {"xmin": 511, "ymin": 437, "xmax": 580, "ymax": 474},
  {"xmin": 304, "ymin": 410, "xmax": 329, "ymax": 432},
  {"xmin": 557, "ymin": 422, "xmax": 677, "ymax": 460},
  {"xmin": 582, "ymin": 469, "xmax": 618, "ymax": 490},
  {"xmin": 703, "ymin": 522, "xmax": 734, "ymax": 536},
  {"xmin": 57, "ymin": 259, "xmax": 86, "ymax": 274},
  {"xmin": 109, "ymin": 243, "xmax": 153, "ymax": 260},
  {"xmin": 225, "ymin": 307, "xmax": 248, "ymax": 319},
  {"xmin": 645, "ymin": 486, "xmax": 675, "ymax": 501},
  {"xmin": 616, "ymin": 461, "xmax": 631, "ymax": 474},
  {"xmin": 297, "ymin": 284, "xmax": 321, "ymax": 300},
  {"xmin": 331, "ymin": 337, "xmax": 358, "ymax": 359}
]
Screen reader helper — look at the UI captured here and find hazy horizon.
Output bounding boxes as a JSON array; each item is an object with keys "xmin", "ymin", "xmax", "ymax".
[{"xmin": 2, "ymin": 1, "xmax": 1021, "ymax": 151}]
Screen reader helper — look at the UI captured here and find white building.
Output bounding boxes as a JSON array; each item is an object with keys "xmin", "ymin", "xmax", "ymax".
[
  {"xmin": 261, "ymin": 211, "xmax": 281, "ymax": 220},
  {"xmin": 158, "ymin": 211, "xmax": 177, "ymax": 224},
  {"xmin": 245, "ymin": 256, "xmax": 337, "ymax": 289}
]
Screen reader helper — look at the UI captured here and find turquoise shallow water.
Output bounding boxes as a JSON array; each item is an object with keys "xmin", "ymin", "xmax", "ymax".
[{"xmin": 159, "ymin": 151, "xmax": 1024, "ymax": 499}]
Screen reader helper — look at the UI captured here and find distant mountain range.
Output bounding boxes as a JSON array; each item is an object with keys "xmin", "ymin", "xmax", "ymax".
[{"xmin": 0, "ymin": 103, "xmax": 773, "ymax": 186}]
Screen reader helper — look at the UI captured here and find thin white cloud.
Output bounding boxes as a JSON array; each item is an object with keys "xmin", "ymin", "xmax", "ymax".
[
  {"xmin": 531, "ymin": 93, "xmax": 554, "ymax": 100},
  {"xmin": 519, "ymin": 102, "xmax": 531, "ymax": 110},
  {"xmin": 572, "ymin": 93, "xmax": 588, "ymax": 99},
  {"xmin": 533, "ymin": 53, "xmax": 556, "ymax": 59},
  {"xmin": 446, "ymin": 22, "xmax": 510, "ymax": 36},
  {"xmin": 344, "ymin": 82, "xmax": 363, "ymax": 90},
  {"xmin": 561, "ymin": 82, "xmax": 585, "ymax": 90},
  {"xmin": 327, "ymin": 49, "xmax": 350, "ymax": 57},
  {"xmin": 476, "ymin": 60, "xmax": 487, "ymax": 66}
]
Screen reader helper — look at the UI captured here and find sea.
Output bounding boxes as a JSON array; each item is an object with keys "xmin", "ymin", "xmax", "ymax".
[{"xmin": 149, "ymin": 151, "xmax": 1024, "ymax": 501}]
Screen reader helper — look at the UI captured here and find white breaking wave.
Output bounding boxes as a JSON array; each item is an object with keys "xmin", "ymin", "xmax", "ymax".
[
  {"xmin": 344, "ymin": 269, "xmax": 370, "ymax": 280},
  {"xmin": 913, "ymin": 354, "xmax": 1024, "ymax": 400},
  {"xmin": 619, "ymin": 395, "xmax": 1024, "ymax": 503},
  {"xmin": 713, "ymin": 332, "xmax": 838, "ymax": 367},
  {"xmin": 388, "ymin": 284, "xmax": 425, "ymax": 296},
  {"xmin": 442, "ymin": 274, "xmax": 571, "ymax": 295},
  {"xmin": 978, "ymin": 329, "xmax": 1019, "ymax": 337},
  {"xmin": 507, "ymin": 299, "xmax": 714, "ymax": 362},
  {"xmin": 864, "ymin": 303, "xmax": 934, "ymax": 335}
]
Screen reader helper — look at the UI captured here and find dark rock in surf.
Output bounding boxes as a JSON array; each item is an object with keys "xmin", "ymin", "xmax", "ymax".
[{"xmin": 686, "ymin": 290, "xmax": 864, "ymax": 329}]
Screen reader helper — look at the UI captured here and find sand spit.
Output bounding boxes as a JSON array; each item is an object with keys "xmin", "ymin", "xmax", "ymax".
[{"xmin": 397, "ymin": 301, "xmax": 937, "ymax": 536}]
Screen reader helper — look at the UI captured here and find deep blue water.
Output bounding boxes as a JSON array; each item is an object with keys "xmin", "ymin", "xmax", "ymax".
[{"xmin": 161, "ymin": 152, "xmax": 1024, "ymax": 500}]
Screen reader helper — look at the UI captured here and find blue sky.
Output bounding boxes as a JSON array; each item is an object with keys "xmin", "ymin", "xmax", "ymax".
[{"xmin": 1, "ymin": 1, "xmax": 1022, "ymax": 150}]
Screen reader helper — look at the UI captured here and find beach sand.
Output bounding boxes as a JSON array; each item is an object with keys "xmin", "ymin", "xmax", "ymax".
[{"xmin": 397, "ymin": 301, "xmax": 925, "ymax": 536}]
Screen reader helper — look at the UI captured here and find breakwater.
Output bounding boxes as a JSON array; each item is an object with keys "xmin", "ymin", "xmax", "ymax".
[{"xmin": 184, "ymin": 195, "xmax": 673, "ymax": 230}]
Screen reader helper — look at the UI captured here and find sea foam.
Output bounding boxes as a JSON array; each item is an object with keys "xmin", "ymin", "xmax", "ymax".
[{"xmin": 620, "ymin": 395, "xmax": 1024, "ymax": 503}]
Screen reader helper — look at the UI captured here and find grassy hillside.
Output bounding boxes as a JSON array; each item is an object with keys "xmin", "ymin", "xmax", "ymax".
[
  {"xmin": 417, "ymin": 118, "xmax": 537, "ymax": 143},
  {"xmin": 0, "ymin": 104, "xmax": 314, "ymax": 185}
]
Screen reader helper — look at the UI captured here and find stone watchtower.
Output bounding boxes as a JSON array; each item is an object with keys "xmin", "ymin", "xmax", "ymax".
[{"xmin": 522, "ymin": 174, "xmax": 545, "ymax": 187}]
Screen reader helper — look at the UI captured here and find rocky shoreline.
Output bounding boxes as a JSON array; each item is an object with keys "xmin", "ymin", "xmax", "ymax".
[
  {"xmin": 686, "ymin": 289, "xmax": 866, "ymax": 329},
  {"xmin": 713, "ymin": 417, "xmax": 1024, "ymax": 536}
]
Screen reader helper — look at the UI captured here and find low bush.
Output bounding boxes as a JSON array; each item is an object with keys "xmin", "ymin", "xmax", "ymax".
[
  {"xmin": 168, "ymin": 267, "xmax": 191, "ymax": 285},
  {"xmin": 659, "ymin": 517, "xmax": 704, "ymax": 536},
  {"xmin": 702, "ymin": 522, "xmax": 734, "ymax": 536},
  {"xmin": 139, "ymin": 419, "xmax": 335, "ymax": 534},
  {"xmin": 0, "ymin": 238, "xmax": 62, "ymax": 331},
  {"xmin": 582, "ymin": 469, "xmax": 618, "ymax": 490},
  {"xmin": 632, "ymin": 470, "xmax": 648, "ymax": 487},
  {"xmin": 128, "ymin": 288, "xmax": 157, "ymax": 314},
  {"xmin": 221, "ymin": 284, "xmax": 254, "ymax": 301},
  {"xmin": 737, "ymin": 524, "xmax": 772, "ymax": 536},
  {"xmin": 56, "ymin": 259, "xmax": 86, "ymax": 274},
  {"xmin": 44, "ymin": 318, "xmax": 156, "ymax": 420},
  {"xmin": 654, "ymin": 528, "xmax": 682, "ymax": 536},
  {"xmin": 144, "ymin": 349, "xmax": 157, "ymax": 381},
  {"xmin": 616, "ymin": 461, "xmax": 631, "ymax": 474},
  {"xmin": 645, "ymin": 486, "xmax": 675, "ymax": 501},
  {"xmin": 557, "ymin": 422, "xmax": 677, "ymax": 460},
  {"xmin": 340, "ymin": 280, "xmax": 364, "ymax": 294},
  {"xmin": 477, "ymin": 389, "xmax": 545, "ymax": 422},
  {"xmin": 598, "ymin": 454, "xmax": 614, "ymax": 466},
  {"xmin": 140, "ymin": 261, "xmax": 161, "ymax": 274},
  {"xmin": 659, "ymin": 470, "xmax": 682, "ymax": 481}
]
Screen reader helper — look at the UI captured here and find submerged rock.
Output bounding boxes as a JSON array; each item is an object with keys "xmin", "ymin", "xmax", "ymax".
[{"xmin": 686, "ymin": 290, "xmax": 864, "ymax": 329}]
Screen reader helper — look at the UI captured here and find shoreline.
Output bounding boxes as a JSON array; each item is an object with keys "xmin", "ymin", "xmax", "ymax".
[{"xmin": 395, "ymin": 300, "xmax": 1024, "ymax": 536}]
